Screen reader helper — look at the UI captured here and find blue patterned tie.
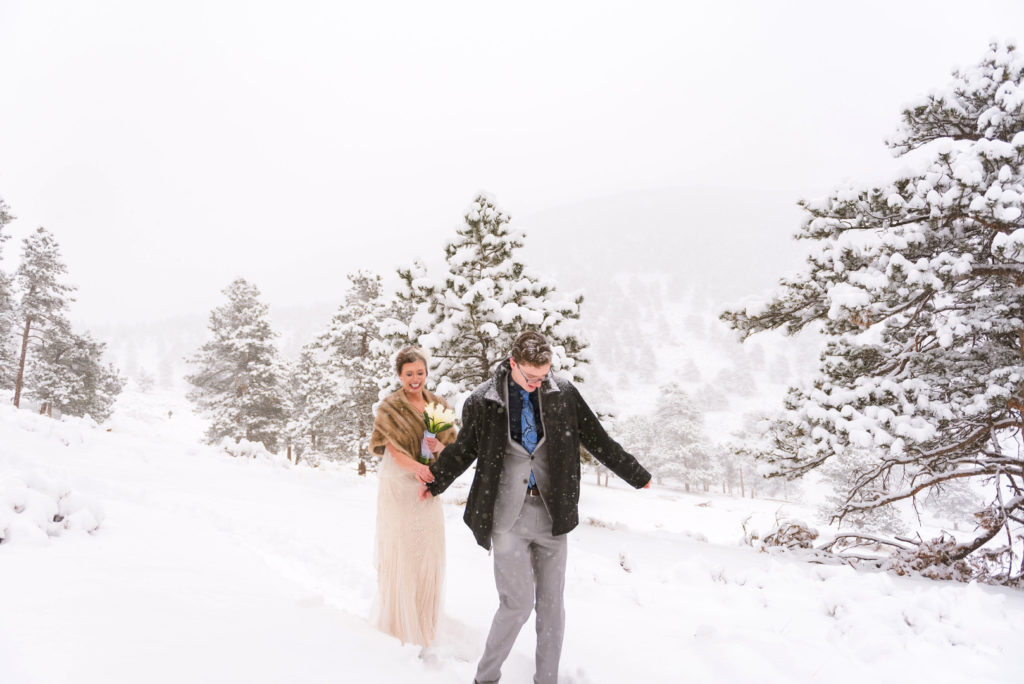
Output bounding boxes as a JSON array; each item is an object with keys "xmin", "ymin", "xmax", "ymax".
[{"xmin": 520, "ymin": 389, "xmax": 537, "ymax": 488}]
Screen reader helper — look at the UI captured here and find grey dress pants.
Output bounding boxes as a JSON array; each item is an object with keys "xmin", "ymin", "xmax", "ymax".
[{"xmin": 475, "ymin": 494, "xmax": 568, "ymax": 684}]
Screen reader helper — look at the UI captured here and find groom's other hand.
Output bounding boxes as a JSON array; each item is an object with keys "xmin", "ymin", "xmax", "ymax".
[{"xmin": 418, "ymin": 483, "xmax": 434, "ymax": 501}]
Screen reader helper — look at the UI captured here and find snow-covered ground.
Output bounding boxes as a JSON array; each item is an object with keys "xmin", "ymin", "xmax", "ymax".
[{"xmin": 2, "ymin": 390, "xmax": 1023, "ymax": 684}]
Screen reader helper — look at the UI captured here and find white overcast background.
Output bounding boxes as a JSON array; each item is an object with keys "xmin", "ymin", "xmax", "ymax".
[{"xmin": 1, "ymin": 0, "xmax": 1021, "ymax": 326}]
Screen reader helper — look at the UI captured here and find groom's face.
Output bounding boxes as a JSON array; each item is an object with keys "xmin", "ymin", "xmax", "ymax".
[{"xmin": 510, "ymin": 358, "xmax": 551, "ymax": 394}]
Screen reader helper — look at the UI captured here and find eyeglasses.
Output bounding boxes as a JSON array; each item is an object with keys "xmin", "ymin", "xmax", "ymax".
[{"xmin": 514, "ymin": 364, "xmax": 549, "ymax": 387}]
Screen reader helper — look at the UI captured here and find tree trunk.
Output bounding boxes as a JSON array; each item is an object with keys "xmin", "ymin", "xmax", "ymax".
[
  {"xmin": 13, "ymin": 315, "xmax": 31, "ymax": 408},
  {"xmin": 739, "ymin": 469, "xmax": 745, "ymax": 498}
]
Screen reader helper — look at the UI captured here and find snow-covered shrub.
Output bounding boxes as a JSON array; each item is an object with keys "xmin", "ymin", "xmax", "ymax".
[
  {"xmin": 745, "ymin": 518, "xmax": 818, "ymax": 551},
  {"xmin": 763, "ymin": 520, "xmax": 818, "ymax": 549},
  {"xmin": 585, "ymin": 516, "xmax": 626, "ymax": 531},
  {"xmin": 299, "ymin": 450, "xmax": 323, "ymax": 468},
  {"xmin": 0, "ymin": 472, "xmax": 104, "ymax": 544},
  {"xmin": 883, "ymin": 534, "xmax": 976, "ymax": 582},
  {"xmin": 219, "ymin": 437, "xmax": 290, "ymax": 466}
]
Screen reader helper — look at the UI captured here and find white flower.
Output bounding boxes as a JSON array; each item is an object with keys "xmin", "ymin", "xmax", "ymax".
[{"xmin": 423, "ymin": 402, "xmax": 456, "ymax": 434}]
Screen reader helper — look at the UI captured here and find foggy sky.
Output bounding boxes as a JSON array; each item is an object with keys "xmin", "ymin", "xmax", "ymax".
[{"xmin": 0, "ymin": 0, "xmax": 1020, "ymax": 327}]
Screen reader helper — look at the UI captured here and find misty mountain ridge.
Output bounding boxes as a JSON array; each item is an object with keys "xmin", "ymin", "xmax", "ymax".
[
  {"xmin": 519, "ymin": 185, "xmax": 810, "ymax": 308},
  {"xmin": 86, "ymin": 187, "xmax": 820, "ymax": 425}
]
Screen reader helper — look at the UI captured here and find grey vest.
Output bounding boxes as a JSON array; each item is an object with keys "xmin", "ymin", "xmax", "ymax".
[{"xmin": 492, "ymin": 383, "xmax": 552, "ymax": 534}]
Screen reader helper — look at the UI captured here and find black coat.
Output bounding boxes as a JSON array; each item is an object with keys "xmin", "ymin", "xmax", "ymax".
[{"xmin": 427, "ymin": 360, "xmax": 652, "ymax": 549}]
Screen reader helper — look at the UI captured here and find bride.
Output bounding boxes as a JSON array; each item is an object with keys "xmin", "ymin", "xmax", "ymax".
[{"xmin": 368, "ymin": 346, "xmax": 457, "ymax": 648}]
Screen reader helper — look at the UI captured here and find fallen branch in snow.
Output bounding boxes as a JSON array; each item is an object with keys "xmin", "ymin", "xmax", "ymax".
[
  {"xmin": 818, "ymin": 532, "xmax": 915, "ymax": 554},
  {"xmin": 746, "ymin": 518, "xmax": 1023, "ymax": 587}
]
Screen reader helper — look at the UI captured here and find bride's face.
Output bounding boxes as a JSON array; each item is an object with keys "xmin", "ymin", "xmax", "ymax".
[{"xmin": 399, "ymin": 360, "xmax": 427, "ymax": 396}]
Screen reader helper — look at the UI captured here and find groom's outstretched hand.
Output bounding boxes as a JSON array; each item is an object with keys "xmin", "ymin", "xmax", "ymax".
[{"xmin": 418, "ymin": 484, "xmax": 434, "ymax": 501}]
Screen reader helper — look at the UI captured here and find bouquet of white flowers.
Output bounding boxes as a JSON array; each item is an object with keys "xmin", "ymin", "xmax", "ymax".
[{"xmin": 419, "ymin": 402, "xmax": 456, "ymax": 464}]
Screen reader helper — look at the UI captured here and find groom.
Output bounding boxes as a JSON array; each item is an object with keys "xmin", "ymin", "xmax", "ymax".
[{"xmin": 418, "ymin": 331, "xmax": 651, "ymax": 684}]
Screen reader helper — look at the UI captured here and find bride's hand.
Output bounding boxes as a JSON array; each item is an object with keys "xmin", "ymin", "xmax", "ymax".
[
  {"xmin": 425, "ymin": 436, "xmax": 444, "ymax": 453},
  {"xmin": 416, "ymin": 463, "xmax": 435, "ymax": 484}
]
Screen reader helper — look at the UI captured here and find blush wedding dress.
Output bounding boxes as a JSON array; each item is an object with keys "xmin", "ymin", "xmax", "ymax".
[{"xmin": 369, "ymin": 450, "xmax": 446, "ymax": 647}]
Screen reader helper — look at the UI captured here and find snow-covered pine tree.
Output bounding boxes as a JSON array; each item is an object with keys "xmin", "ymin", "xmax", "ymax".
[
  {"xmin": 615, "ymin": 414, "xmax": 659, "ymax": 485},
  {"xmin": 714, "ymin": 360, "xmax": 757, "ymax": 398},
  {"xmin": 817, "ymin": 447, "xmax": 908, "ymax": 535},
  {"xmin": 12, "ymin": 227, "xmax": 76, "ymax": 409},
  {"xmin": 722, "ymin": 42, "xmax": 1024, "ymax": 582},
  {"xmin": 724, "ymin": 413, "xmax": 794, "ymax": 500},
  {"xmin": 135, "ymin": 367, "xmax": 156, "ymax": 393},
  {"xmin": 394, "ymin": 193, "xmax": 588, "ymax": 400},
  {"xmin": 679, "ymin": 358, "xmax": 702, "ymax": 383},
  {"xmin": 923, "ymin": 479, "xmax": 984, "ymax": 531},
  {"xmin": 158, "ymin": 346, "xmax": 176, "ymax": 390},
  {"xmin": 27, "ymin": 329, "xmax": 125, "ymax": 421},
  {"xmin": 186, "ymin": 278, "xmax": 289, "ymax": 452},
  {"xmin": 0, "ymin": 197, "xmax": 14, "ymax": 388},
  {"xmin": 284, "ymin": 348, "xmax": 340, "ymax": 463},
  {"xmin": 650, "ymin": 383, "xmax": 715, "ymax": 490},
  {"xmin": 311, "ymin": 271, "xmax": 400, "ymax": 465}
]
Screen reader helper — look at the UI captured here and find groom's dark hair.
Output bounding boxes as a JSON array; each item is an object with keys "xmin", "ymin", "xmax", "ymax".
[{"xmin": 511, "ymin": 331, "xmax": 553, "ymax": 366}]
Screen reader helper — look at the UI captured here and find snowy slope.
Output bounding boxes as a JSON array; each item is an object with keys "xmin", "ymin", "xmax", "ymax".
[{"xmin": 2, "ymin": 390, "xmax": 1023, "ymax": 684}]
